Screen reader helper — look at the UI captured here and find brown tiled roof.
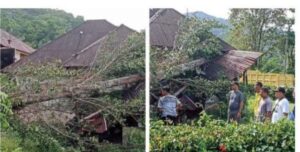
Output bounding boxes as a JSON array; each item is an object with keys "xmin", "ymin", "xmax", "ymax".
[
  {"xmin": 63, "ymin": 24, "xmax": 135, "ymax": 67},
  {"xmin": 0, "ymin": 28, "xmax": 35, "ymax": 54},
  {"xmin": 5, "ymin": 20, "xmax": 136, "ymax": 71},
  {"xmin": 150, "ymin": 9, "xmax": 184, "ymax": 48}
]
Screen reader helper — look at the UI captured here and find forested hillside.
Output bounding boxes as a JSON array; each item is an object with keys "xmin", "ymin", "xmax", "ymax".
[
  {"xmin": 190, "ymin": 11, "xmax": 230, "ymax": 39},
  {"xmin": 0, "ymin": 9, "xmax": 84, "ymax": 48},
  {"xmin": 227, "ymin": 9, "xmax": 295, "ymax": 74},
  {"xmin": 191, "ymin": 9, "xmax": 295, "ymax": 74}
]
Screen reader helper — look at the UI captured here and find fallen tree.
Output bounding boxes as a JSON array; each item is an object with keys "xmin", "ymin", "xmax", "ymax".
[
  {"xmin": 0, "ymin": 31, "xmax": 145, "ymax": 151},
  {"xmin": 11, "ymin": 74, "xmax": 144, "ymax": 106}
]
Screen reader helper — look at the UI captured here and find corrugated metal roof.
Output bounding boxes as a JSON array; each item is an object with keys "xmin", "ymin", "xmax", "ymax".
[
  {"xmin": 216, "ymin": 50, "xmax": 263, "ymax": 74},
  {"xmin": 0, "ymin": 28, "xmax": 35, "ymax": 54},
  {"xmin": 204, "ymin": 50, "xmax": 263, "ymax": 80}
]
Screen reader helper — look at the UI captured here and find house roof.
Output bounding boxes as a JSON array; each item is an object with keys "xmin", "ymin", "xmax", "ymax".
[
  {"xmin": 150, "ymin": 9, "xmax": 184, "ymax": 48},
  {"xmin": 0, "ymin": 28, "xmax": 35, "ymax": 54},
  {"xmin": 63, "ymin": 24, "xmax": 135, "ymax": 67},
  {"xmin": 4, "ymin": 20, "xmax": 135, "ymax": 71},
  {"xmin": 150, "ymin": 8, "xmax": 263, "ymax": 80},
  {"xmin": 204, "ymin": 50, "xmax": 263, "ymax": 80},
  {"xmin": 150, "ymin": 8, "xmax": 235, "ymax": 52}
]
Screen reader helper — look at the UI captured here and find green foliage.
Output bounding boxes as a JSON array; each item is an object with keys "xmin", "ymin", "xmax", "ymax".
[
  {"xmin": 0, "ymin": 9, "xmax": 84, "ymax": 48},
  {"xmin": 123, "ymin": 127, "xmax": 145, "ymax": 150},
  {"xmin": 182, "ymin": 77, "xmax": 231, "ymax": 101},
  {"xmin": 0, "ymin": 91, "xmax": 12, "ymax": 129},
  {"xmin": 151, "ymin": 114, "xmax": 295, "ymax": 152},
  {"xmin": 227, "ymin": 8, "xmax": 295, "ymax": 74},
  {"xmin": 175, "ymin": 17, "xmax": 223, "ymax": 60},
  {"xmin": 13, "ymin": 62, "xmax": 81, "ymax": 81},
  {"xmin": 151, "ymin": 17, "xmax": 224, "ymax": 79},
  {"xmin": 81, "ymin": 90, "xmax": 145, "ymax": 127},
  {"xmin": 103, "ymin": 32, "xmax": 145, "ymax": 78},
  {"xmin": 0, "ymin": 132, "xmax": 23, "ymax": 152},
  {"xmin": 1, "ymin": 121, "xmax": 65, "ymax": 152},
  {"xmin": 0, "ymin": 73, "xmax": 17, "ymax": 93}
]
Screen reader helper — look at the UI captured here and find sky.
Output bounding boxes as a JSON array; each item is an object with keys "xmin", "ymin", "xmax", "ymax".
[
  {"xmin": 1, "ymin": 0, "xmax": 296, "ymax": 31},
  {"xmin": 58, "ymin": 7, "xmax": 230, "ymax": 32},
  {"xmin": 173, "ymin": 8, "xmax": 230, "ymax": 19},
  {"xmin": 60, "ymin": 7, "xmax": 147, "ymax": 31}
]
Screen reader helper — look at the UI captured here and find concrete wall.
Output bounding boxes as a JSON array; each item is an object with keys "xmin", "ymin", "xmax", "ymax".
[{"xmin": 14, "ymin": 50, "xmax": 27, "ymax": 61}]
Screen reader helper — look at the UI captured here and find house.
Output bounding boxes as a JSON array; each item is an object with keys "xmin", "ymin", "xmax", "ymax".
[
  {"xmin": 150, "ymin": 8, "xmax": 263, "ymax": 80},
  {"xmin": 4, "ymin": 20, "xmax": 136, "ymax": 71},
  {"xmin": 7, "ymin": 20, "xmax": 143, "ymax": 143},
  {"xmin": 0, "ymin": 29, "xmax": 35, "ymax": 69}
]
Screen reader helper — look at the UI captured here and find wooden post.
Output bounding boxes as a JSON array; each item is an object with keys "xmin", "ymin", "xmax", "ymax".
[{"xmin": 242, "ymin": 71, "xmax": 247, "ymax": 85}]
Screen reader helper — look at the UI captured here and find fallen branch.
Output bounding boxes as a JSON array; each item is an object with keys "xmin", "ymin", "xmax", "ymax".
[{"xmin": 13, "ymin": 74, "xmax": 144, "ymax": 107}]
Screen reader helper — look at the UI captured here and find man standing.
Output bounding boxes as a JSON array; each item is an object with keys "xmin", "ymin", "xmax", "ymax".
[
  {"xmin": 272, "ymin": 87, "xmax": 290, "ymax": 123},
  {"xmin": 254, "ymin": 82, "xmax": 263, "ymax": 118},
  {"xmin": 257, "ymin": 87, "xmax": 272, "ymax": 122},
  {"xmin": 228, "ymin": 82, "xmax": 245, "ymax": 123},
  {"xmin": 289, "ymin": 89, "xmax": 295, "ymax": 121},
  {"xmin": 157, "ymin": 86, "xmax": 182, "ymax": 124}
]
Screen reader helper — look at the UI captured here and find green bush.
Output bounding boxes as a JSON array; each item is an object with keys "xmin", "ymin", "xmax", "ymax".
[
  {"xmin": 150, "ymin": 114, "xmax": 295, "ymax": 152},
  {"xmin": 0, "ymin": 91, "xmax": 13, "ymax": 129}
]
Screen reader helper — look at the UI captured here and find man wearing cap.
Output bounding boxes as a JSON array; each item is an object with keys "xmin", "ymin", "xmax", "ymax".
[
  {"xmin": 272, "ymin": 87, "xmax": 290, "ymax": 123},
  {"xmin": 228, "ymin": 82, "xmax": 245, "ymax": 123},
  {"xmin": 157, "ymin": 86, "xmax": 182, "ymax": 124}
]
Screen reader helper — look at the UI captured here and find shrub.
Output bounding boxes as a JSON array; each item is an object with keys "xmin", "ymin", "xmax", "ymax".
[
  {"xmin": 0, "ymin": 91, "xmax": 12, "ymax": 129},
  {"xmin": 150, "ymin": 114, "xmax": 295, "ymax": 152}
]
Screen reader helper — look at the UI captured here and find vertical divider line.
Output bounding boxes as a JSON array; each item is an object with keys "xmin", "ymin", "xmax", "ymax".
[{"xmin": 145, "ymin": 7, "xmax": 150, "ymax": 152}]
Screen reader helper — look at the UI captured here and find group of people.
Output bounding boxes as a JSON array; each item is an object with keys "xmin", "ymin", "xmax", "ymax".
[
  {"xmin": 228, "ymin": 81, "xmax": 295, "ymax": 123},
  {"xmin": 157, "ymin": 82, "xmax": 295, "ymax": 124}
]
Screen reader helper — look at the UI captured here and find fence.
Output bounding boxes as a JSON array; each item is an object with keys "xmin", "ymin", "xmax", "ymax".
[{"xmin": 240, "ymin": 70, "xmax": 295, "ymax": 87}]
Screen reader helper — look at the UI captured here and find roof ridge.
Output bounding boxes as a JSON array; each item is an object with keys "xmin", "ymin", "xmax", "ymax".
[
  {"xmin": 24, "ymin": 20, "xmax": 116, "ymax": 58},
  {"xmin": 150, "ymin": 9, "xmax": 165, "ymax": 23},
  {"xmin": 4, "ymin": 20, "xmax": 117, "ymax": 70},
  {"xmin": 34, "ymin": 20, "xmax": 116, "ymax": 51},
  {"xmin": 62, "ymin": 24, "xmax": 134, "ymax": 66},
  {"xmin": 150, "ymin": 8, "xmax": 185, "ymax": 24},
  {"xmin": 0, "ymin": 28, "xmax": 35, "ymax": 53}
]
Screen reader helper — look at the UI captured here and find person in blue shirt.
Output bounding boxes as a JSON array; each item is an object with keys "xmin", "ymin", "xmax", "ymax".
[{"xmin": 289, "ymin": 89, "xmax": 295, "ymax": 121}]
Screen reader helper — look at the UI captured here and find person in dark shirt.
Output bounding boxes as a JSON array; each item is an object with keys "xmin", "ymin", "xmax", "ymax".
[{"xmin": 228, "ymin": 82, "xmax": 245, "ymax": 123}]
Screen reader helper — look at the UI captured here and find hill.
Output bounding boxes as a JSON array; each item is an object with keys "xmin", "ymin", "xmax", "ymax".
[
  {"xmin": 190, "ymin": 11, "xmax": 230, "ymax": 39},
  {"xmin": 0, "ymin": 9, "xmax": 84, "ymax": 48}
]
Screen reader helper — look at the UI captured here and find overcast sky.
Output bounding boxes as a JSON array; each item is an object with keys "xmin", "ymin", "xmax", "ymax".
[
  {"xmin": 2, "ymin": 0, "xmax": 293, "ymax": 31},
  {"xmin": 60, "ymin": 7, "xmax": 147, "ymax": 31},
  {"xmin": 174, "ymin": 8, "xmax": 230, "ymax": 19},
  {"xmin": 58, "ymin": 7, "xmax": 230, "ymax": 31}
]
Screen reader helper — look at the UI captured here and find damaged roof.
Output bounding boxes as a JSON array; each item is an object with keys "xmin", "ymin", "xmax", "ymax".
[
  {"xmin": 4, "ymin": 20, "xmax": 135, "ymax": 70},
  {"xmin": 204, "ymin": 50, "xmax": 263, "ymax": 80},
  {"xmin": 150, "ymin": 8, "xmax": 263, "ymax": 80},
  {"xmin": 0, "ymin": 28, "xmax": 35, "ymax": 54}
]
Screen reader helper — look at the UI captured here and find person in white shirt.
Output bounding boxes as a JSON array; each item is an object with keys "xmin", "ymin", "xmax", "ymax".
[
  {"xmin": 272, "ymin": 87, "xmax": 290, "ymax": 123},
  {"xmin": 157, "ymin": 86, "xmax": 182, "ymax": 124}
]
